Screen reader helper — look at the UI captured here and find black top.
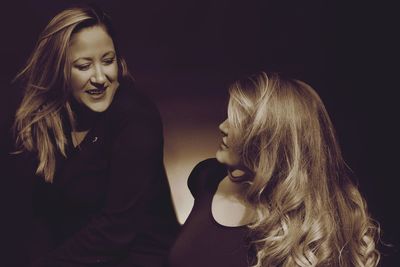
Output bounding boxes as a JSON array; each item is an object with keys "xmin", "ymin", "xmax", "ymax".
[
  {"xmin": 168, "ymin": 158, "xmax": 252, "ymax": 267},
  {"xmin": 2, "ymin": 80, "xmax": 180, "ymax": 267}
]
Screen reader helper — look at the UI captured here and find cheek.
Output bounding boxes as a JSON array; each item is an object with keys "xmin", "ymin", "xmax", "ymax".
[
  {"xmin": 70, "ymin": 71, "xmax": 89, "ymax": 103},
  {"xmin": 230, "ymin": 149, "xmax": 241, "ymax": 165},
  {"xmin": 227, "ymin": 141, "xmax": 242, "ymax": 165},
  {"xmin": 105, "ymin": 64, "xmax": 119, "ymax": 80},
  {"xmin": 70, "ymin": 70, "xmax": 90, "ymax": 92}
]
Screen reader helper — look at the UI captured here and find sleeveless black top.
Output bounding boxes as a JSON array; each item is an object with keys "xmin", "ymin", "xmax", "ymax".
[{"xmin": 168, "ymin": 158, "xmax": 253, "ymax": 267}]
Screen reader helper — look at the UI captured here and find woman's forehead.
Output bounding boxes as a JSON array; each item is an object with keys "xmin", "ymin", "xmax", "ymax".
[{"xmin": 69, "ymin": 25, "xmax": 115, "ymax": 60}]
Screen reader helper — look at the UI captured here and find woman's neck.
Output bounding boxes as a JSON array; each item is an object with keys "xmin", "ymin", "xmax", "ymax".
[
  {"xmin": 69, "ymin": 97, "xmax": 101, "ymax": 131},
  {"xmin": 219, "ymin": 172, "xmax": 249, "ymax": 197},
  {"xmin": 212, "ymin": 174, "xmax": 255, "ymax": 227}
]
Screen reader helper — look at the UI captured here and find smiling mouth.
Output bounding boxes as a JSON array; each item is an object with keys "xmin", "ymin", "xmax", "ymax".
[{"xmin": 86, "ymin": 87, "xmax": 107, "ymax": 95}]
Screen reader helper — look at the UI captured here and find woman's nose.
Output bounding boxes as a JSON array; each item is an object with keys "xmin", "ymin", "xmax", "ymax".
[
  {"xmin": 90, "ymin": 65, "xmax": 106, "ymax": 85},
  {"xmin": 219, "ymin": 119, "xmax": 229, "ymax": 135}
]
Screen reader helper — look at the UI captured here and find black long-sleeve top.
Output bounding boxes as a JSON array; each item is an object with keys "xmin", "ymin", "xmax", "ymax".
[{"xmin": 3, "ymin": 80, "xmax": 180, "ymax": 267}]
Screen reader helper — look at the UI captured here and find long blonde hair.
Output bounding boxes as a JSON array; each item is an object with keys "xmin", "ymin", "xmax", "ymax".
[
  {"xmin": 227, "ymin": 72, "xmax": 380, "ymax": 266},
  {"xmin": 13, "ymin": 4, "xmax": 130, "ymax": 182}
]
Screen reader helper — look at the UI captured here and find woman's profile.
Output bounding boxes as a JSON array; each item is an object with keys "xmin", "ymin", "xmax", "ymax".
[
  {"xmin": 168, "ymin": 72, "xmax": 380, "ymax": 267},
  {"xmin": 8, "ymin": 4, "xmax": 179, "ymax": 266}
]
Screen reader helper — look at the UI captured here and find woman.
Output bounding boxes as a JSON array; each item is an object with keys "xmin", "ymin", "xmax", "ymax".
[
  {"xmin": 168, "ymin": 72, "xmax": 380, "ymax": 267},
  {"xmin": 9, "ymin": 4, "xmax": 179, "ymax": 267}
]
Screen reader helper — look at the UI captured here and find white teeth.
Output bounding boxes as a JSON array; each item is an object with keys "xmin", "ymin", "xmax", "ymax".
[{"xmin": 86, "ymin": 88, "xmax": 105, "ymax": 95}]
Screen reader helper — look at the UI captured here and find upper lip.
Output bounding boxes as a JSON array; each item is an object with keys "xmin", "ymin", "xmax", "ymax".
[{"xmin": 86, "ymin": 86, "xmax": 108, "ymax": 91}]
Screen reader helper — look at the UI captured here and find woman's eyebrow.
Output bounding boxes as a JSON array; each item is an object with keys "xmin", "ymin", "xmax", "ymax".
[
  {"xmin": 72, "ymin": 57, "xmax": 92, "ymax": 64},
  {"xmin": 102, "ymin": 51, "xmax": 116, "ymax": 58}
]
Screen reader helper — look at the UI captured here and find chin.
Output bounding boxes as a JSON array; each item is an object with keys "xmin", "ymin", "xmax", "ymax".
[
  {"xmin": 215, "ymin": 150, "xmax": 224, "ymax": 164},
  {"xmin": 85, "ymin": 101, "xmax": 112, "ymax": 112},
  {"xmin": 216, "ymin": 148, "xmax": 241, "ymax": 167},
  {"xmin": 215, "ymin": 149, "xmax": 230, "ymax": 165}
]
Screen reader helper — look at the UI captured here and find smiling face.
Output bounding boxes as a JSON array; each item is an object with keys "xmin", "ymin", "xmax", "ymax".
[
  {"xmin": 68, "ymin": 25, "xmax": 119, "ymax": 112},
  {"xmin": 216, "ymin": 119, "xmax": 242, "ymax": 168}
]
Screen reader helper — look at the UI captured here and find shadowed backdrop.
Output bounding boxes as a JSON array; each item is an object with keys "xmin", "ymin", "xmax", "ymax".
[{"xmin": 0, "ymin": 0, "xmax": 397, "ymax": 265}]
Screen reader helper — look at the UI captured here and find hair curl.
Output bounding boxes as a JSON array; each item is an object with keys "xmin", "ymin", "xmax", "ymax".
[{"xmin": 227, "ymin": 72, "xmax": 380, "ymax": 266}]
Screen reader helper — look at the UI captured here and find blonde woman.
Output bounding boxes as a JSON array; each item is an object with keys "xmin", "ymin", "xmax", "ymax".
[
  {"xmin": 7, "ymin": 4, "xmax": 179, "ymax": 267},
  {"xmin": 168, "ymin": 72, "xmax": 380, "ymax": 267}
]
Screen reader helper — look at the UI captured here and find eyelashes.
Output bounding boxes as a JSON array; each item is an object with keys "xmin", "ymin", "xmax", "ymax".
[
  {"xmin": 74, "ymin": 58, "xmax": 116, "ymax": 71},
  {"xmin": 75, "ymin": 64, "xmax": 90, "ymax": 71},
  {"xmin": 102, "ymin": 58, "xmax": 116, "ymax": 65}
]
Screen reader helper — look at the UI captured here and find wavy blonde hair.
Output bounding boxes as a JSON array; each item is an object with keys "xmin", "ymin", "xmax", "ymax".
[
  {"xmin": 227, "ymin": 72, "xmax": 380, "ymax": 266},
  {"xmin": 13, "ymin": 4, "xmax": 130, "ymax": 182}
]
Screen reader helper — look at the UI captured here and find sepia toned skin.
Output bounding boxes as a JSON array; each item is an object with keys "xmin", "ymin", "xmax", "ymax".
[
  {"xmin": 213, "ymin": 119, "xmax": 255, "ymax": 227},
  {"xmin": 69, "ymin": 25, "xmax": 120, "ymax": 113},
  {"xmin": 215, "ymin": 119, "xmax": 241, "ymax": 168}
]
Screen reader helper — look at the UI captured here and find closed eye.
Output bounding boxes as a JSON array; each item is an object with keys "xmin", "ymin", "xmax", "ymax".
[
  {"xmin": 103, "ymin": 58, "xmax": 116, "ymax": 65},
  {"xmin": 75, "ymin": 64, "xmax": 91, "ymax": 71}
]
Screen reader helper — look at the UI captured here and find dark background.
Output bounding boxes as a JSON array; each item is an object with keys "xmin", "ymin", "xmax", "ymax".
[{"xmin": 0, "ymin": 0, "xmax": 397, "ymax": 265}]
